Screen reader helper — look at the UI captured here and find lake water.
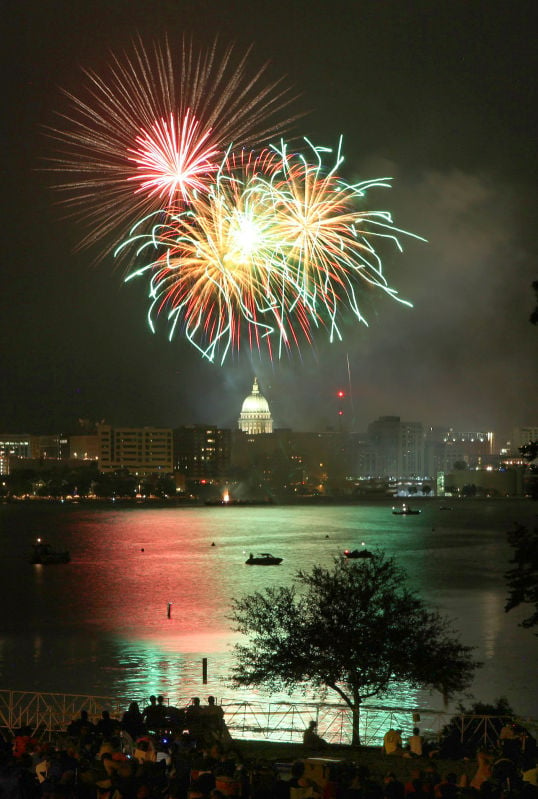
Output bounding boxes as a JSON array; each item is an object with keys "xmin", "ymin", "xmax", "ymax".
[{"xmin": 1, "ymin": 498, "xmax": 537, "ymax": 720}]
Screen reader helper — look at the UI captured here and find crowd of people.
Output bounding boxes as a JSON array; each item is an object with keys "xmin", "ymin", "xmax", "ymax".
[{"xmin": 0, "ymin": 702, "xmax": 536, "ymax": 799}]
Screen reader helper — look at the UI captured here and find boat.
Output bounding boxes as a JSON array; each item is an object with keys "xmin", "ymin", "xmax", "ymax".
[
  {"xmin": 392, "ymin": 504, "xmax": 421, "ymax": 515},
  {"xmin": 30, "ymin": 539, "xmax": 70, "ymax": 564},
  {"xmin": 245, "ymin": 552, "xmax": 282, "ymax": 565},
  {"xmin": 439, "ymin": 505, "xmax": 453, "ymax": 511},
  {"xmin": 344, "ymin": 548, "xmax": 373, "ymax": 559}
]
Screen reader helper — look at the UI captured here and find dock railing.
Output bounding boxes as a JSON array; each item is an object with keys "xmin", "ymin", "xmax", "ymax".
[{"xmin": 1, "ymin": 690, "xmax": 536, "ymax": 750}]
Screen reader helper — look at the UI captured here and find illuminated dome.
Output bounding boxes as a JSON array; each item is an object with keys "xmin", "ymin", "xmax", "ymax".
[{"xmin": 238, "ymin": 377, "xmax": 273, "ymax": 434}]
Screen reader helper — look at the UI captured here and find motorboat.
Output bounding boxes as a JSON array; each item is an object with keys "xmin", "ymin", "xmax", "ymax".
[
  {"xmin": 392, "ymin": 506, "xmax": 421, "ymax": 515},
  {"xmin": 344, "ymin": 548, "xmax": 373, "ymax": 559},
  {"xmin": 30, "ymin": 539, "xmax": 70, "ymax": 564},
  {"xmin": 245, "ymin": 552, "xmax": 282, "ymax": 565}
]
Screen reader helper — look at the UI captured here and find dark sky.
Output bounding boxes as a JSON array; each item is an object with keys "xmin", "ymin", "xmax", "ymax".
[{"xmin": 2, "ymin": 0, "xmax": 537, "ymax": 442}]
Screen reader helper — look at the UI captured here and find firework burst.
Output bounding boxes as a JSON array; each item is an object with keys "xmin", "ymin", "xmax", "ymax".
[
  {"xmin": 121, "ymin": 140, "xmax": 424, "ymax": 363},
  {"xmin": 47, "ymin": 37, "xmax": 297, "ymax": 258}
]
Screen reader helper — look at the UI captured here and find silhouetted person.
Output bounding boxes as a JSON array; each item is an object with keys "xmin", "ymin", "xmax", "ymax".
[
  {"xmin": 303, "ymin": 720, "xmax": 328, "ymax": 751},
  {"xmin": 142, "ymin": 695, "xmax": 164, "ymax": 732},
  {"xmin": 122, "ymin": 701, "xmax": 145, "ymax": 740}
]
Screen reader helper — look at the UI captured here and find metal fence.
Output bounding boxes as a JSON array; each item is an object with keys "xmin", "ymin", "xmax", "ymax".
[
  {"xmin": 0, "ymin": 690, "xmax": 123, "ymax": 739},
  {"xmin": 215, "ymin": 699, "xmax": 447, "ymax": 746},
  {"xmin": 1, "ymin": 689, "xmax": 536, "ymax": 750}
]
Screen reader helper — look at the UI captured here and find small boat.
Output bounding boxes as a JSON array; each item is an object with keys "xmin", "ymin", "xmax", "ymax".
[
  {"xmin": 245, "ymin": 552, "xmax": 282, "ymax": 565},
  {"xmin": 392, "ymin": 504, "xmax": 421, "ymax": 516},
  {"xmin": 344, "ymin": 548, "xmax": 373, "ymax": 559},
  {"xmin": 30, "ymin": 539, "xmax": 70, "ymax": 564},
  {"xmin": 439, "ymin": 505, "xmax": 453, "ymax": 511}
]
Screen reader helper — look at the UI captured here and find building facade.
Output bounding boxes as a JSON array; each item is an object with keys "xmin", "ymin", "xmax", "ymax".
[
  {"xmin": 0, "ymin": 434, "xmax": 35, "ymax": 475},
  {"xmin": 367, "ymin": 416, "xmax": 425, "ymax": 478},
  {"xmin": 512, "ymin": 426, "xmax": 538, "ymax": 452},
  {"xmin": 97, "ymin": 425, "xmax": 173, "ymax": 475},
  {"xmin": 173, "ymin": 425, "xmax": 231, "ymax": 480},
  {"xmin": 237, "ymin": 378, "xmax": 273, "ymax": 434}
]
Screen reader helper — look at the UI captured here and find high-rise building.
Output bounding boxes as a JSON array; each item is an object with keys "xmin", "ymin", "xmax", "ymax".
[
  {"xmin": 367, "ymin": 416, "xmax": 424, "ymax": 478},
  {"xmin": 0, "ymin": 434, "xmax": 35, "ymax": 475},
  {"xmin": 237, "ymin": 377, "xmax": 273, "ymax": 434},
  {"xmin": 173, "ymin": 425, "xmax": 231, "ymax": 480},
  {"xmin": 97, "ymin": 424, "xmax": 173, "ymax": 475}
]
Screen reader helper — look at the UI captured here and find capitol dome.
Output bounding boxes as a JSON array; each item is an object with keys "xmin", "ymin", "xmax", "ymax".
[{"xmin": 238, "ymin": 377, "xmax": 273, "ymax": 434}]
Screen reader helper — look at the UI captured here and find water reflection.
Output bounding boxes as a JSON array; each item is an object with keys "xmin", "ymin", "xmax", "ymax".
[{"xmin": 1, "ymin": 500, "xmax": 537, "ymax": 718}]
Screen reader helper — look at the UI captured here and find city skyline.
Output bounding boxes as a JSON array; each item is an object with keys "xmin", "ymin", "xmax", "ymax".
[{"xmin": 3, "ymin": 1, "xmax": 537, "ymax": 442}]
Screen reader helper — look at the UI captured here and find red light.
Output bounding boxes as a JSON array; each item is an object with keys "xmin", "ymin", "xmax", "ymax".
[
  {"xmin": 338, "ymin": 410, "xmax": 344, "ymax": 416},
  {"xmin": 337, "ymin": 390, "xmax": 345, "ymax": 398}
]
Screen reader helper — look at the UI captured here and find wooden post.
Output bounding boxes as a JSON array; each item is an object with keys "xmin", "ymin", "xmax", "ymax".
[{"xmin": 202, "ymin": 657, "xmax": 207, "ymax": 684}]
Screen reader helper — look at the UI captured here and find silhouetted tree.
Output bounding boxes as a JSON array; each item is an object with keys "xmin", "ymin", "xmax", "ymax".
[
  {"xmin": 229, "ymin": 552, "xmax": 479, "ymax": 744},
  {"xmin": 438, "ymin": 697, "xmax": 515, "ymax": 758},
  {"xmin": 461, "ymin": 484, "xmax": 477, "ymax": 497},
  {"xmin": 505, "ymin": 523, "xmax": 538, "ymax": 632}
]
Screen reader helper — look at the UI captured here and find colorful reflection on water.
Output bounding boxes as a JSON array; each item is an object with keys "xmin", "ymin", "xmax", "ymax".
[{"xmin": 0, "ymin": 500, "xmax": 537, "ymax": 718}]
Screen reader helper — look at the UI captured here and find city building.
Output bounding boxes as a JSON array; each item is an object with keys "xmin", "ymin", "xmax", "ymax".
[
  {"xmin": 237, "ymin": 377, "xmax": 273, "ymax": 434},
  {"xmin": 444, "ymin": 465, "xmax": 526, "ymax": 497},
  {"xmin": 367, "ymin": 416, "xmax": 424, "ymax": 478},
  {"xmin": 230, "ymin": 428, "xmax": 361, "ymax": 496},
  {"xmin": 0, "ymin": 434, "xmax": 35, "ymax": 475},
  {"xmin": 173, "ymin": 425, "xmax": 231, "ymax": 481},
  {"xmin": 512, "ymin": 426, "xmax": 538, "ymax": 452},
  {"xmin": 97, "ymin": 424, "xmax": 173, "ymax": 475},
  {"xmin": 0, "ymin": 433, "xmax": 70, "ymax": 475},
  {"xmin": 442, "ymin": 429, "xmax": 495, "ymax": 469},
  {"xmin": 69, "ymin": 435, "xmax": 99, "ymax": 461}
]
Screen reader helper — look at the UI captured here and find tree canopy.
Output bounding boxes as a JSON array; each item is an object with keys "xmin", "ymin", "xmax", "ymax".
[
  {"xmin": 229, "ymin": 551, "xmax": 479, "ymax": 743},
  {"xmin": 505, "ymin": 523, "xmax": 538, "ymax": 632}
]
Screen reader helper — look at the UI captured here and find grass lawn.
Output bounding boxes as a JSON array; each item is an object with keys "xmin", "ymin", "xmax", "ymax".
[{"xmin": 232, "ymin": 739, "xmax": 478, "ymax": 784}]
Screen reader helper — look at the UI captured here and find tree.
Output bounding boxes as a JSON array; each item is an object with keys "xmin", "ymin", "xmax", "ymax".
[
  {"xmin": 461, "ymin": 483, "xmax": 477, "ymax": 497},
  {"xmin": 505, "ymin": 523, "xmax": 538, "ymax": 632},
  {"xmin": 229, "ymin": 552, "xmax": 479, "ymax": 744},
  {"xmin": 437, "ymin": 697, "xmax": 514, "ymax": 758},
  {"xmin": 520, "ymin": 440, "xmax": 538, "ymax": 499}
]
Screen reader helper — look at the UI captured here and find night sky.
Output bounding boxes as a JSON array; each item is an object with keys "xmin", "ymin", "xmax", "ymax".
[{"xmin": 2, "ymin": 0, "xmax": 537, "ymax": 442}]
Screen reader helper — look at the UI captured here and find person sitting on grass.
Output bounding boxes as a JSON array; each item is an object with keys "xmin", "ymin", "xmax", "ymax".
[
  {"xmin": 303, "ymin": 720, "xmax": 328, "ymax": 751},
  {"xmin": 384, "ymin": 728, "xmax": 404, "ymax": 756}
]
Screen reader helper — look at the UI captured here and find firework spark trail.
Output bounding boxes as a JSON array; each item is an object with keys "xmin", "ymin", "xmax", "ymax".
[
  {"xmin": 121, "ymin": 140, "xmax": 425, "ymax": 363},
  {"xmin": 127, "ymin": 109, "xmax": 220, "ymax": 204},
  {"xmin": 120, "ymin": 152, "xmax": 305, "ymax": 363},
  {"xmin": 47, "ymin": 37, "xmax": 297, "ymax": 259}
]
